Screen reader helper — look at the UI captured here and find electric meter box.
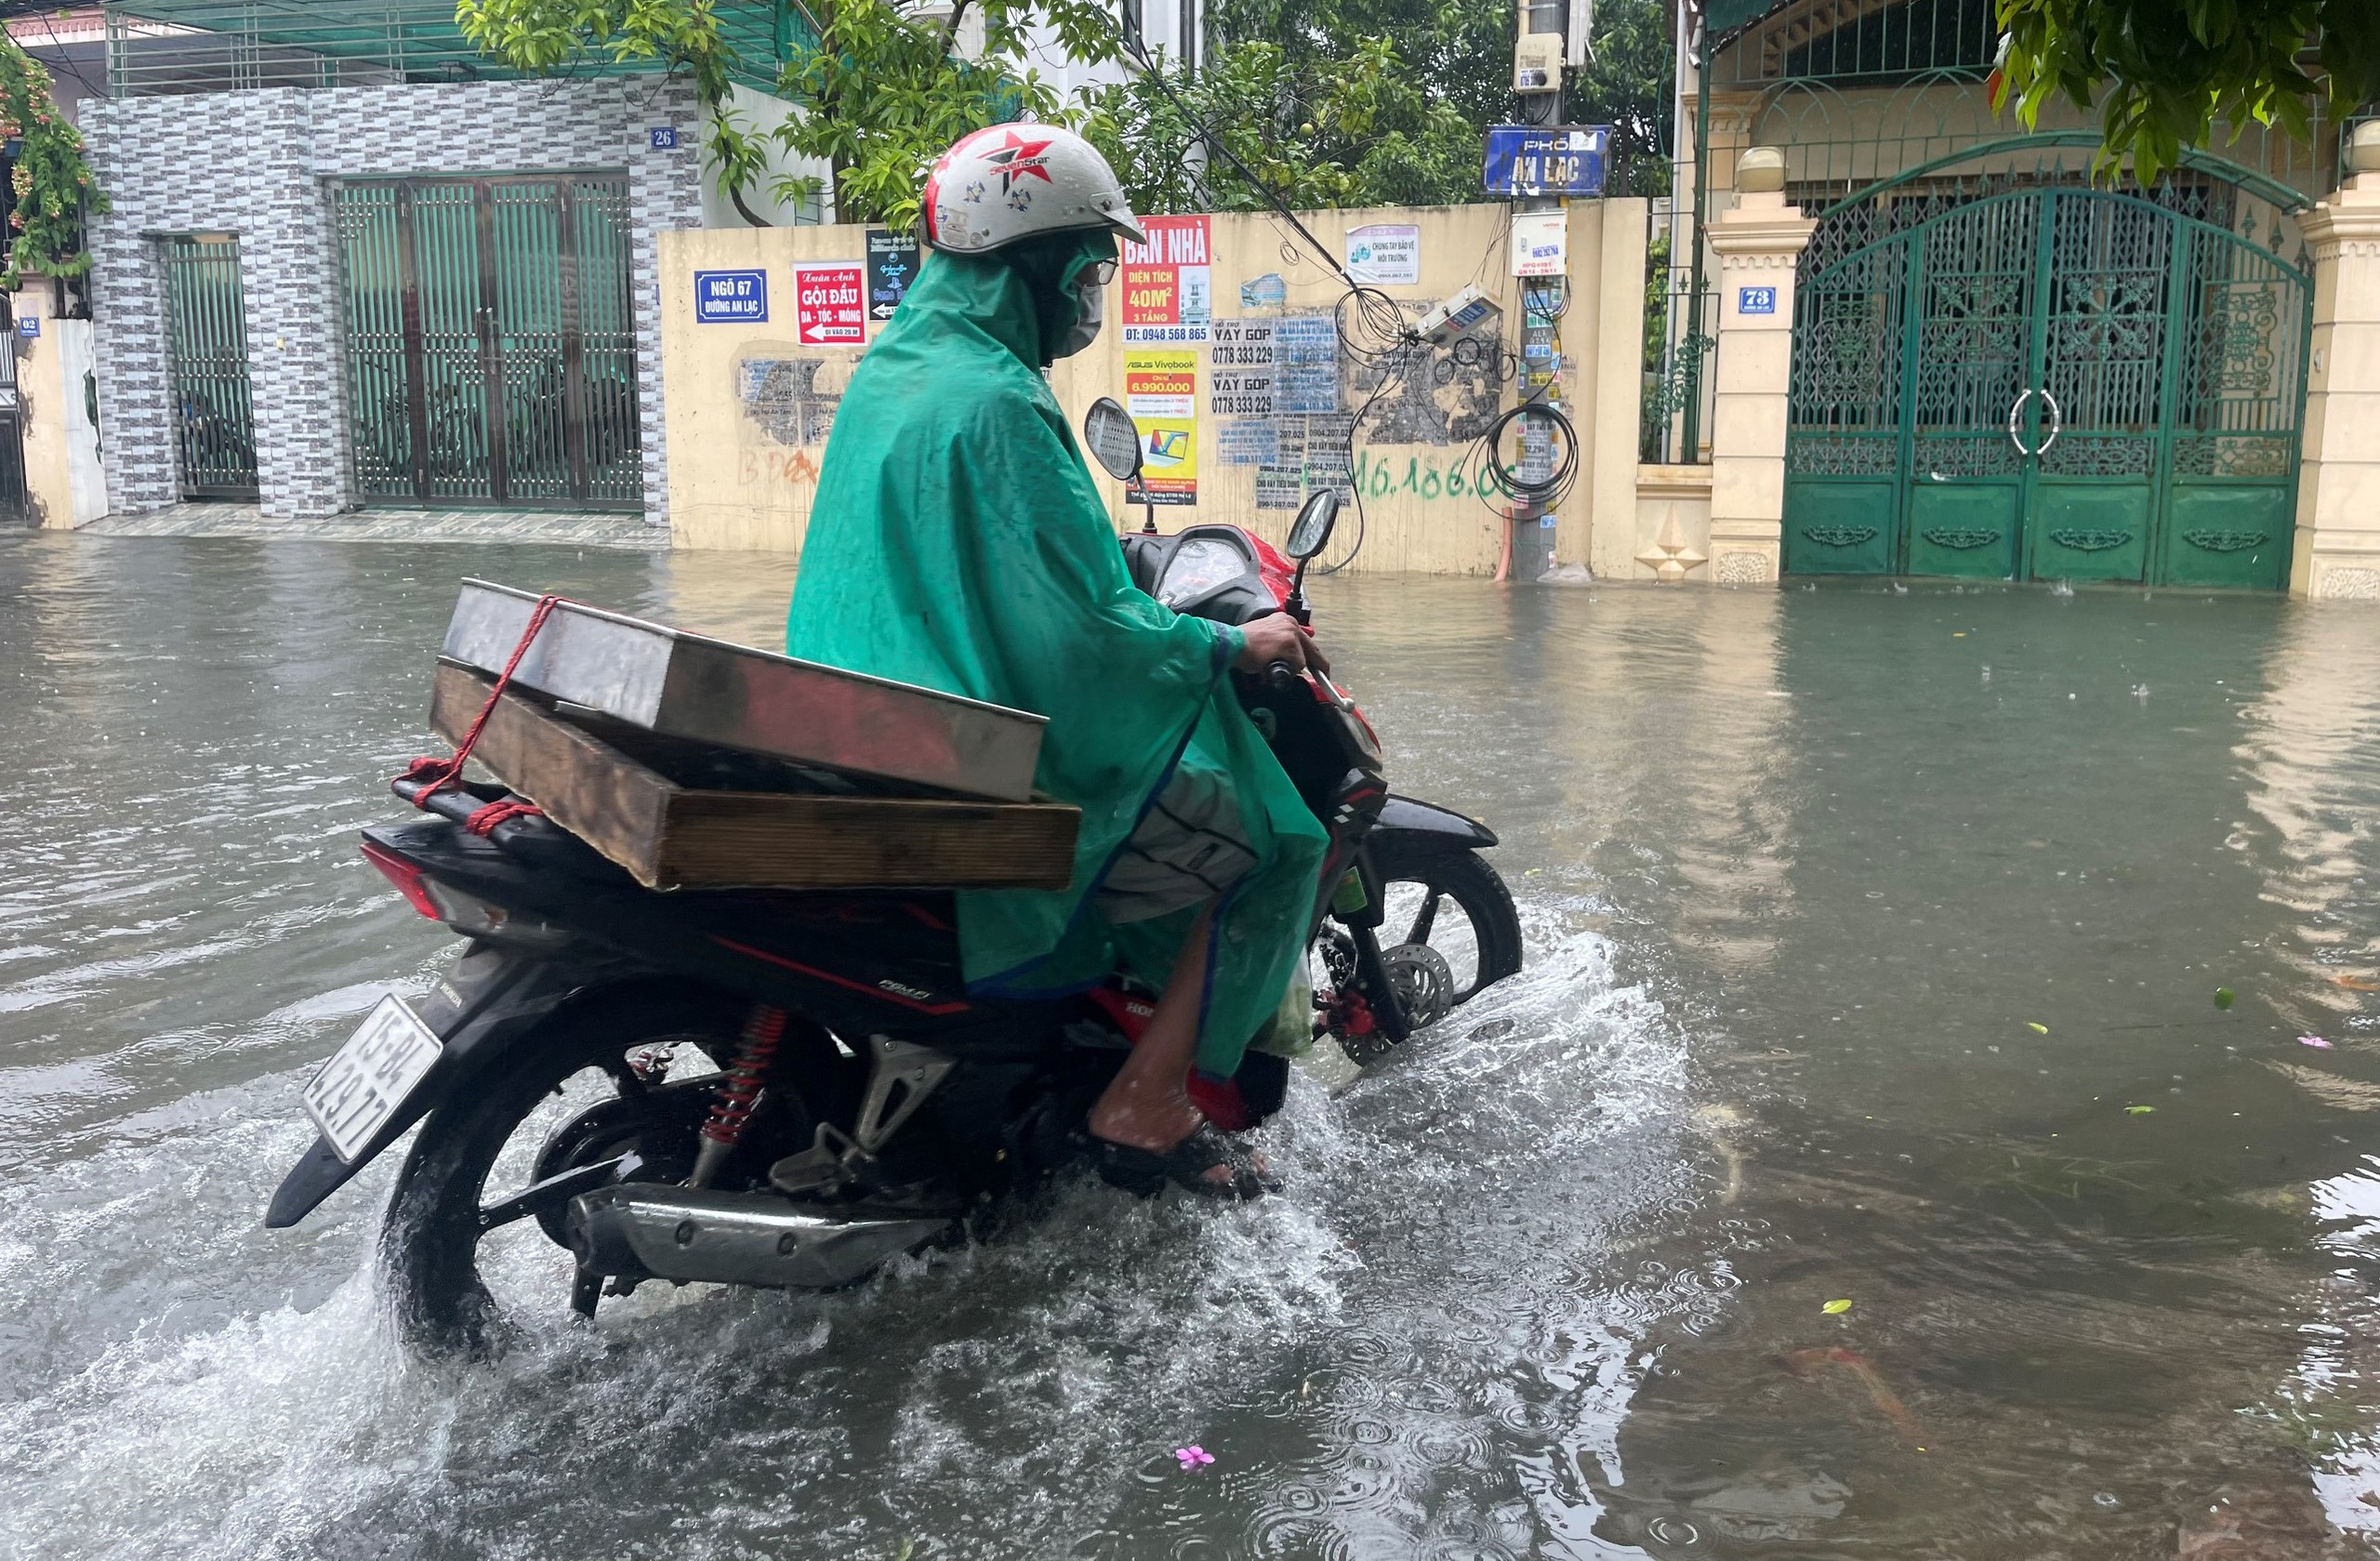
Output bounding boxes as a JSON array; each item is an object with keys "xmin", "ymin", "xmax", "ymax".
[
  {"xmin": 1420, "ymin": 284, "xmax": 1501, "ymax": 344},
  {"xmin": 1514, "ymin": 32, "xmax": 1562, "ymax": 93}
]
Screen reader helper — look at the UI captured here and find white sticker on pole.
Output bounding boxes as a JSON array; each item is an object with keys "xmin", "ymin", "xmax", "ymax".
[
  {"xmin": 792, "ymin": 262, "xmax": 867, "ymax": 346},
  {"xmin": 1345, "ymin": 223, "xmax": 1421, "ymax": 285},
  {"xmin": 1510, "ymin": 210, "xmax": 1567, "ymax": 277}
]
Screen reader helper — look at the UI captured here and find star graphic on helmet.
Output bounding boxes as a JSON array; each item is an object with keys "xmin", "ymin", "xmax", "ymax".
[{"xmin": 983, "ymin": 130, "xmax": 1056, "ymax": 194}]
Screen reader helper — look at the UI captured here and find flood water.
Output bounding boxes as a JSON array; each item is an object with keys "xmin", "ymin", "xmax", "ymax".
[{"xmin": 7, "ymin": 533, "xmax": 2380, "ymax": 1559}]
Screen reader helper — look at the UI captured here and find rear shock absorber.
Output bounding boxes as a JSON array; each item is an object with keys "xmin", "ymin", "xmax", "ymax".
[{"xmin": 687, "ymin": 1003, "xmax": 787, "ymax": 1188}]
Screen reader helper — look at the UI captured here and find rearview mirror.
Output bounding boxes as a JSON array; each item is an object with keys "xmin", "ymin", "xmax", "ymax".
[
  {"xmin": 1081, "ymin": 397, "xmax": 1142, "ymax": 483},
  {"xmin": 1285, "ymin": 488, "xmax": 1341, "ymax": 561}
]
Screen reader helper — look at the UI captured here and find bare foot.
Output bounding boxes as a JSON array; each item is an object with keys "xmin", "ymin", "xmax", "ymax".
[
  {"xmin": 1088, "ymin": 1073, "xmax": 1204, "ymax": 1153},
  {"xmin": 1089, "ymin": 1078, "xmax": 1263, "ymax": 1187}
]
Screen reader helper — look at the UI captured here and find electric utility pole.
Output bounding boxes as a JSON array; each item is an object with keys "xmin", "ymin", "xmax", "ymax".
[{"xmin": 1507, "ymin": 0, "xmax": 1569, "ymax": 579}]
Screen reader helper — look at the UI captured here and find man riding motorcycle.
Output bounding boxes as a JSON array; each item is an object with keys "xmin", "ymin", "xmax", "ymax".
[{"xmin": 782, "ymin": 125, "xmax": 1328, "ymax": 1199}]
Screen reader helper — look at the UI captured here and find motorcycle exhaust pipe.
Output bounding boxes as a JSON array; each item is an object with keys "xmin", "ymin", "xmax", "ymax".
[{"xmin": 566, "ymin": 1184, "xmax": 953, "ymax": 1291}]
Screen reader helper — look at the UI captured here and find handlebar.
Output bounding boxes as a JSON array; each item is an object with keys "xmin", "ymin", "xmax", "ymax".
[{"xmin": 1257, "ymin": 657, "xmax": 1357, "ymax": 714}]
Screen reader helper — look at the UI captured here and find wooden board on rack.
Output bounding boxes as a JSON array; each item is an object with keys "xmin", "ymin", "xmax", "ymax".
[
  {"xmin": 440, "ymin": 580, "xmax": 1048, "ymax": 800},
  {"xmin": 429, "ymin": 661, "xmax": 1078, "ymax": 891}
]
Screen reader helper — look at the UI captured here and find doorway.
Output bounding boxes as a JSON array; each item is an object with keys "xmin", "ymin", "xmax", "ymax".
[
  {"xmin": 332, "ymin": 175, "xmax": 641, "ymax": 510},
  {"xmin": 162, "ymin": 234, "xmax": 260, "ymax": 501}
]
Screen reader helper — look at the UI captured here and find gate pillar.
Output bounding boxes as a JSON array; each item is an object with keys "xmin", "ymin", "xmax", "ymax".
[
  {"xmin": 1705, "ymin": 150, "xmax": 1817, "ymax": 585},
  {"xmin": 2294, "ymin": 127, "xmax": 2380, "ymax": 601}
]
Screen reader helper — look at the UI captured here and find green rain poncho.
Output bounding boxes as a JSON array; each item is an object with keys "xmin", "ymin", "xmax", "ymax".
[{"xmin": 785, "ymin": 238, "xmax": 1327, "ymax": 1080}]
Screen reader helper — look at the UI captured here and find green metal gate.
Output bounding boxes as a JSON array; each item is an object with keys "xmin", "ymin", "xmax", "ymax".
[
  {"xmin": 162, "ymin": 234, "xmax": 260, "ymax": 500},
  {"xmin": 1784, "ymin": 186, "xmax": 2309, "ymax": 589},
  {"xmin": 332, "ymin": 175, "xmax": 641, "ymax": 510}
]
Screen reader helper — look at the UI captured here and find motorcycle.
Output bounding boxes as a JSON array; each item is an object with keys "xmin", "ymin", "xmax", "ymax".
[{"xmin": 267, "ymin": 397, "xmax": 1523, "ymax": 1354}]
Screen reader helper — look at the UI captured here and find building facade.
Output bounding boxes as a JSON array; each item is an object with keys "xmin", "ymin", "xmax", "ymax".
[
  {"xmin": 48, "ymin": 0, "xmax": 840, "ymax": 527},
  {"xmin": 1652, "ymin": 0, "xmax": 2372, "ymax": 594},
  {"xmin": 84, "ymin": 78, "xmax": 705, "ymax": 524}
]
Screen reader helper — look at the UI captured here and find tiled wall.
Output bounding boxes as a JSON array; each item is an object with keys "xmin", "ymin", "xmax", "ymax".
[{"xmin": 83, "ymin": 79, "xmax": 704, "ymax": 523}]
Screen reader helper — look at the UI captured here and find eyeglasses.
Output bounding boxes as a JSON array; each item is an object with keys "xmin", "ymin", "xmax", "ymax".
[{"xmin": 1084, "ymin": 259, "xmax": 1117, "ymax": 284}]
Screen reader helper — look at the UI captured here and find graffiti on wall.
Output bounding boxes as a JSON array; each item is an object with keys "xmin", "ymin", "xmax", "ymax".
[
  {"xmin": 1207, "ymin": 299, "xmax": 1515, "ymax": 509},
  {"xmin": 734, "ymin": 351, "xmax": 853, "ymax": 489},
  {"xmin": 737, "ymin": 351, "xmax": 850, "ymax": 452}
]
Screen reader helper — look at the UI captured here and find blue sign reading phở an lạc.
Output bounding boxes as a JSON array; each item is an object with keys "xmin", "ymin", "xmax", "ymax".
[
  {"xmin": 1482, "ymin": 125, "xmax": 1610, "ymax": 198},
  {"xmin": 695, "ymin": 270, "xmax": 767, "ymax": 323}
]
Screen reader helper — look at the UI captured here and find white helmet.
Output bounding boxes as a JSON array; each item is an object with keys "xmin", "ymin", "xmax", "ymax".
[{"xmin": 921, "ymin": 123, "xmax": 1146, "ymax": 256}]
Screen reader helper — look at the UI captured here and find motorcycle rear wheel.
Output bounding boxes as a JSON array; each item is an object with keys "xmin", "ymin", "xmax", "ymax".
[{"xmin": 381, "ymin": 987, "xmax": 764, "ymax": 1356}]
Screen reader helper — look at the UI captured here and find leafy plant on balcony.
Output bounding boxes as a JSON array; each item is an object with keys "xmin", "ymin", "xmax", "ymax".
[{"xmin": 0, "ymin": 36, "xmax": 105, "ymax": 287}]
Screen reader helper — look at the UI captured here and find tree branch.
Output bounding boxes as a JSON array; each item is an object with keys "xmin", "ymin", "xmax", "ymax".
[{"xmin": 730, "ymin": 181, "xmax": 775, "ymax": 226}]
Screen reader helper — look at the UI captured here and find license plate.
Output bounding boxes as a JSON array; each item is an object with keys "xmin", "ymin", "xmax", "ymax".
[{"xmin": 303, "ymin": 994, "xmax": 443, "ymax": 1162}]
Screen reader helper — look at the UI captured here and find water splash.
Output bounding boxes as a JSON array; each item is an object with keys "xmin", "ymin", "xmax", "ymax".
[{"xmin": 0, "ymin": 922, "xmax": 1696, "ymax": 1561}]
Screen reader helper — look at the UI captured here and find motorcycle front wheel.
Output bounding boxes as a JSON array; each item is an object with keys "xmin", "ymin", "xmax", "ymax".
[
  {"xmin": 380, "ymin": 986, "xmax": 773, "ymax": 1356},
  {"xmin": 1370, "ymin": 847, "xmax": 1524, "ymax": 1005}
]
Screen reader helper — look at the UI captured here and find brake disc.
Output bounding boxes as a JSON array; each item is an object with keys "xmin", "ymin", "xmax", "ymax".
[{"xmin": 1383, "ymin": 942, "xmax": 1456, "ymax": 1030}]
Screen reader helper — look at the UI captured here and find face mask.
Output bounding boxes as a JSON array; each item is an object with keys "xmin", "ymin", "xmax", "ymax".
[{"xmin": 1054, "ymin": 273, "xmax": 1104, "ymax": 359}]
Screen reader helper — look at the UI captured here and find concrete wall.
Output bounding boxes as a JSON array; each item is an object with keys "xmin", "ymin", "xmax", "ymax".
[
  {"xmin": 659, "ymin": 200, "xmax": 1650, "ymax": 574},
  {"xmin": 11, "ymin": 287, "xmax": 105, "ymax": 530},
  {"xmin": 82, "ymin": 79, "xmax": 706, "ymax": 523}
]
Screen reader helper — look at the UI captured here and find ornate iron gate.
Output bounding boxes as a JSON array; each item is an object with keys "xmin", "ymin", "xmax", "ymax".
[
  {"xmin": 333, "ymin": 175, "xmax": 641, "ymax": 510},
  {"xmin": 0, "ymin": 304, "xmax": 27, "ymax": 523},
  {"xmin": 162, "ymin": 234, "xmax": 260, "ymax": 500},
  {"xmin": 1785, "ymin": 186, "xmax": 2309, "ymax": 589}
]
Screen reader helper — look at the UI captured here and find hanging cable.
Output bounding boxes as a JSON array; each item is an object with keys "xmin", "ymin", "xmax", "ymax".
[{"xmin": 1474, "ymin": 400, "xmax": 1580, "ymax": 513}]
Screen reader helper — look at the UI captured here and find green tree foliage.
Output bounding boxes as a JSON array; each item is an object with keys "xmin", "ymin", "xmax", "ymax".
[
  {"xmin": 775, "ymin": 0, "xmax": 1125, "ymax": 226},
  {"xmin": 458, "ymin": 0, "xmax": 1123, "ymax": 226},
  {"xmin": 1994, "ymin": 0, "xmax": 2380, "ymax": 184},
  {"xmin": 458, "ymin": 0, "xmax": 1673, "ymax": 221},
  {"xmin": 0, "ymin": 36, "xmax": 104, "ymax": 286},
  {"xmin": 1185, "ymin": 0, "xmax": 1673, "ymax": 205},
  {"xmin": 1080, "ymin": 36, "xmax": 1482, "ymax": 211},
  {"xmin": 456, "ymin": 0, "xmax": 760, "ymax": 212},
  {"xmin": 1570, "ymin": 0, "xmax": 1673, "ymax": 196}
]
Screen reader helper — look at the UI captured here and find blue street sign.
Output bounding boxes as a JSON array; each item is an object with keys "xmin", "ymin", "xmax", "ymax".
[
  {"xmin": 649, "ymin": 126, "xmax": 679, "ymax": 150},
  {"xmin": 1483, "ymin": 125, "xmax": 1610, "ymax": 198},
  {"xmin": 694, "ymin": 269, "xmax": 767, "ymax": 324},
  {"xmin": 16, "ymin": 316, "xmax": 37, "ymax": 338},
  {"xmin": 1738, "ymin": 285, "xmax": 1778, "ymax": 315}
]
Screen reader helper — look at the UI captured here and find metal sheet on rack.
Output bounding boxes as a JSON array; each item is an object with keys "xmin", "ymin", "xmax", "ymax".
[{"xmin": 440, "ymin": 580, "xmax": 1046, "ymax": 801}]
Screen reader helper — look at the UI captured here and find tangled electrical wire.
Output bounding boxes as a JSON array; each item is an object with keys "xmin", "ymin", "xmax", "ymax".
[
  {"xmin": 1442, "ymin": 258, "xmax": 1580, "ymax": 532},
  {"xmin": 1473, "ymin": 400, "xmax": 1579, "ymax": 509},
  {"xmin": 1111, "ymin": 23, "xmax": 1579, "ymax": 571},
  {"xmin": 1300, "ymin": 283, "xmax": 1427, "ymax": 574}
]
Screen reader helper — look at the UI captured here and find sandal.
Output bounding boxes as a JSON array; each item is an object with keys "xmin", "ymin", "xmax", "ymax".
[{"xmin": 1094, "ymin": 1123, "xmax": 1276, "ymax": 1202}]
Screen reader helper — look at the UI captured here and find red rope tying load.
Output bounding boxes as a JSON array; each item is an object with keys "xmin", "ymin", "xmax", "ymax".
[{"xmin": 398, "ymin": 592, "xmax": 570, "ymax": 836}]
